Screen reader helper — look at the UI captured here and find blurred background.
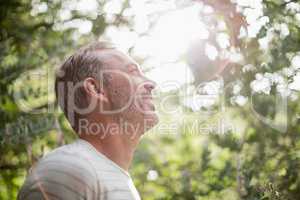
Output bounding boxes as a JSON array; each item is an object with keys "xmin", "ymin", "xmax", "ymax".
[{"xmin": 1, "ymin": 0, "xmax": 300, "ymax": 199}]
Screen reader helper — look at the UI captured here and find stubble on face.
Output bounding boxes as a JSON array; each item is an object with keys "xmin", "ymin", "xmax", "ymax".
[{"xmin": 101, "ymin": 50, "xmax": 159, "ymax": 137}]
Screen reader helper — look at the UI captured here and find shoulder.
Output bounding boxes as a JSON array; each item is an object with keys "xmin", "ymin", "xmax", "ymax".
[
  {"xmin": 18, "ymin": 142, "xmax": 100, "ymax": 200},
  {"xmin": 36, "ymin": 140, "xmax": 98, "ymax": 181}
]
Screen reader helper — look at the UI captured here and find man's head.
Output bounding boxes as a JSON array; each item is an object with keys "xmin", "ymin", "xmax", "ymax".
[{"xmin": 55, "ymin": 41, "xmax": 158, "ymax": 139}]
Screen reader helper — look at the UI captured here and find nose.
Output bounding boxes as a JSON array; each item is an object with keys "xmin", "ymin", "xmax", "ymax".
[{"xmin": 143, "ymin": 79, "xmax": 156, "ymax": 92}]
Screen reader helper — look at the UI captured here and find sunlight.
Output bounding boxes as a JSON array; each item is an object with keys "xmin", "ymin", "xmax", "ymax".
[
  {"xmin": 147, "ymin": 4, "xmax": 208, "ymax": 61},
  {"xmin": 146, "ymin": 62, "xmax": 194, "ymax": 90},
  {"xmin": 131, "ymin": 3, "xmax": 208, "ymax": 88},
  {"xmin": 4, "ymin": 0, "xmax": 300, "ymax": 198},
  {"xmin": 95, "ymin": 2, "xmax": 210, "ymax": 92}
]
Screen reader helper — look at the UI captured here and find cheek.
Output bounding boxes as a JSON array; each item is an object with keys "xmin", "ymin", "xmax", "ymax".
[{"xmin": 109, "ymin": 77, "xmax": 136, "ymax": 108}]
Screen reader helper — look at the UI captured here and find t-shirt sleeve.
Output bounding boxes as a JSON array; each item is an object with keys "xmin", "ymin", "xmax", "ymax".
[{"xmin": 17, "ymin": 152, "xmax": 100, "ymax": 200}]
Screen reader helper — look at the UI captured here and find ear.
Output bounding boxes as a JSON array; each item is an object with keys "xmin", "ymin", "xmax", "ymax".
[{"xmin": 83, "ymin": 77, "xmax": 109, "ymax": 103}]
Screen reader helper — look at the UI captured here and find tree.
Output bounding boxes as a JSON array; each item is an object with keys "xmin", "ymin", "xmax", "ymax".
[{"xmin": 1, "ymin": 0, "xmax": 300, "ymax": 199}]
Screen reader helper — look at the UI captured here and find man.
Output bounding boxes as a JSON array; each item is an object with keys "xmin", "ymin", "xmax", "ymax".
[{"xmin": 18, "ymin": 41, "xmax": 158, "ymax": 200}]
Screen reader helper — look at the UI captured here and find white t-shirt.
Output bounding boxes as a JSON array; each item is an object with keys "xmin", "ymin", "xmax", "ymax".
[{"xmin": 18, "ymin": 139, "xmax": 141, "ymax": 200}]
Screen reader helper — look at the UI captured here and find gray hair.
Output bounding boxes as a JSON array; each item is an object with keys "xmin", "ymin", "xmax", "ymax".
[{"xmin": 55, "ymin": 41, "xmax": 115, "ymax": 128}]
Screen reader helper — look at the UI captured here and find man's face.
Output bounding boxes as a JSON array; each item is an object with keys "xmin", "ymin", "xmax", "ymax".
[{"xmin": 98, "ymin": 49, "xmax": 159, "ymax": 133}]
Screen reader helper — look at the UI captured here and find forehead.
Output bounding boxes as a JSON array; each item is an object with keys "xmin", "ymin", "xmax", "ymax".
[{"xmin": 96, "ymin": 49, "xmax": 137, "ymax": 70}]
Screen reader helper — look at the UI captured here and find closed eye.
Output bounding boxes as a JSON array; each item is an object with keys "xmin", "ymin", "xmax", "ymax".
[
  {"xmin": 130, "ymin": 69, "xmax": 141, "ymax": 75},
  {"xmin": 128, "ymin": 65, "xmax": 142, "ymax": 76}
]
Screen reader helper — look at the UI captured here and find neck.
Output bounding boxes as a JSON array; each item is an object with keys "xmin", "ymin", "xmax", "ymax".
[{"xmin": 79, "ymin": 122, "xmax": 141, "ymax": 171}]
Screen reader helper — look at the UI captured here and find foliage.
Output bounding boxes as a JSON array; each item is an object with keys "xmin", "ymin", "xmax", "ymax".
[{"xmin": 1, "ymin": 0, "xmax": 300, "ymax": 200}]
